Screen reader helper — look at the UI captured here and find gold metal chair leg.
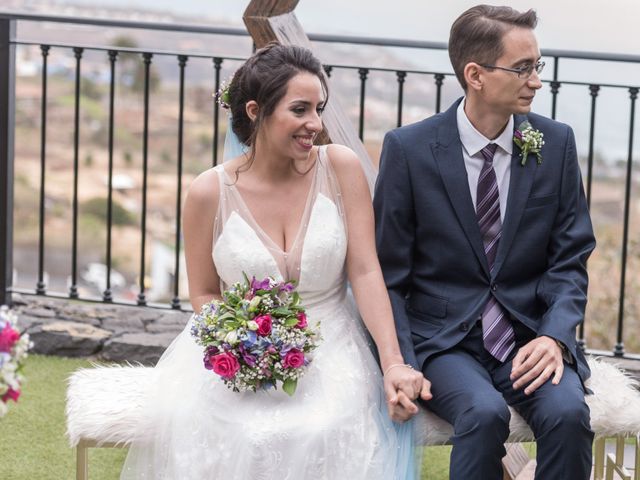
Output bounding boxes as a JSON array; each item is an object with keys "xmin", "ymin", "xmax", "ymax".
[
  {"xmin": 76, "ymin": 442, "xmax": 88, "ymax": 480},
  {"xmin": 605, "ymin": 435, "xmax": 632, "ymax": 480},
  {"xmin": 634, "ymin": 434, "xmax": 639, "ymax": 480},
  {"xmin": 594, "ymin": 437, "xmax": 606, "ymax": 480}
]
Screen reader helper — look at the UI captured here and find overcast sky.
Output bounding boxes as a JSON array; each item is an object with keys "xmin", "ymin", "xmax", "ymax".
[
  {"xmin": 38, "ymin": 0, "xmax": 640, "ymax": 55},
  {"xmin": 7, "ymin": 0, "xmax": 638, "ymax": 160}
]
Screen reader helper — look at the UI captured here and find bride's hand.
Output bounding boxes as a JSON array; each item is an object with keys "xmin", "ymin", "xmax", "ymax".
[{"xmin": 383, "ymin": 366, "xmax": 432, "ymax": 421}]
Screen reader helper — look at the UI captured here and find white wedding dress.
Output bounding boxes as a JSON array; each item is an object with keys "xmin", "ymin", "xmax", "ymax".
[{"xmin": 121, "ymin": 147, "xmax": 416, "ymax": 479}]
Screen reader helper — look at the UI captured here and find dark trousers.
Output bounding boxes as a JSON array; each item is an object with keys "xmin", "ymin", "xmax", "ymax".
[{"xmin": 422, "ymin": 320, "xmax": 593, "ymax": 480}]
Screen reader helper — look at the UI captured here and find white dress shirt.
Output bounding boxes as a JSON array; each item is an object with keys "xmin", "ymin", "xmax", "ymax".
[{"xmin": 456, "ymin": 99, "xmax": 513, "ymax": 222}]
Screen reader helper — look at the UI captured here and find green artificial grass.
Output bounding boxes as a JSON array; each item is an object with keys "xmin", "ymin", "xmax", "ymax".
[
  {"xmin": 0, "ymin": 355, "xmax": 460, "ymax": 479},
  {"xmin": 421, "ymin": 445, "xmax": 452, "ymax": 479},
  {"xmin": 0, "ymin": 355, "xmax": 127, "ymax": 479}
]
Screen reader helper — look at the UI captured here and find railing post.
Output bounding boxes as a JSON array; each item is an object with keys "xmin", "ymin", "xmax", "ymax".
[
  {"xmin": 212, "ymin": 57, "xmax": 222, "ymax": 167},
  {"xmin": 396, "ymin": 71, "xmax": 406, "ymax": 128},
  {"xmin": 0, "ymin": 18, "xmax": 16, "ymax": 306},
  {"xmin": 614, "ymin": 86, "xmax": 638, "ymax": 357},
  {"xmin": 357, "ymin": 68, "xmax": 369, "ymax": 141},
  {"xmin": 550, "ymin": 57, "xmax": 560, "ymax": 120},
  {"xmin": 434, "ymin": 73, "xmax": 445, "ymax": 114}
]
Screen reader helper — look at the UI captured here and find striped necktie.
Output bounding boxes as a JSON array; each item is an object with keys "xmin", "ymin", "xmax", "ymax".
[{"xmin": 476, "ymin": 143, "xmax": 515, "ymax": 362}]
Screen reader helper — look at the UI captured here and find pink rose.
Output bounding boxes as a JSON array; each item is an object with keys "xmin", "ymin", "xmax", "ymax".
[
  {"xmin": 0, "ymin": 325, "xmax": 20, "ymax": 353},
  {"xmin": 255, "ymin": 314, "xmax": 272, "ymax": 336},
  {"xmin": 2, "ymin": 388, "xmax": 20, "ymax": 403},
  {"xmin": 209, "ymin": 352, "xmax": 240, "ymax": 379},
  {"xmin": 283, "ymin": 349, "xmax": 305, "ymax": 369},
  {"xmin": 295, "ymin": 312, "xmax": 307, "ymax": 329}
]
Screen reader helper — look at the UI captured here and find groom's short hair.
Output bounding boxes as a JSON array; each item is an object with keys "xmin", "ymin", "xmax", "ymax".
[{"xmin": 449, "ymin": 5, "xmax": 538, "ymax": 90}]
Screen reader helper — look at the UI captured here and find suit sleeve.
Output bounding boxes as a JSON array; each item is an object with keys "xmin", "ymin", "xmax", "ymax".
[
  {"xmin": 536, "ymin": 126, "xmax": 596, "ymax": 361},
  {"xmin": 373, "ymin": 130, "xmax": 419, "ymax": 369}
]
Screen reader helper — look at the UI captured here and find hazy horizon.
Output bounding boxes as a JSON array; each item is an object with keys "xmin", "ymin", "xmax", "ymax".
[
  {"xmin": 7, "ymin": 0, "xmax": 640, "ymax": 56},
  {"xmin": 5, "ymin": 0, "xmax": 640, "ymax": 161}
]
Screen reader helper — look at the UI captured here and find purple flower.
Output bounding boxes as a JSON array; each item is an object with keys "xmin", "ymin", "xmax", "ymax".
[
  {"xmin": 251, "ymin": 276, "xmax": 271, "ymax": 291},
  {"xmin": 279, "ymin": 344, "xmax": 293, "ymax": 357},
  {"xmin": 280, "ymin": 282, "xmax": 295, "ymax": 293},
  {"xmin": 514, "ymin": 129, "xmax": 523, "ymax": 140},
  {"xmin": 239, "ymin": 343, "xmax": 257, "ymax": 367},
  {"xmin": 203, "ymin": 345, "xmax": 220, "ymax": 371}
]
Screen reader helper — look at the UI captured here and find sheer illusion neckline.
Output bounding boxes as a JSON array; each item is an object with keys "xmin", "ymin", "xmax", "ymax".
[{"xmin": 219, "ymin": 153, "xmax": 321, "ymax": 256}]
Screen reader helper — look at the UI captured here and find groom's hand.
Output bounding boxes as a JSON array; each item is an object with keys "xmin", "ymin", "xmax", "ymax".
[
  {"xmin": 387, "ymin": 391, "xmax": 418, "ymax": 422},
  {"xmin": 510, "ymin": 336, "xmax": 564, "ymax": 395},
  {"xmin": 384, "ymin": 370, "xmax": 432, "ymax": 422}
]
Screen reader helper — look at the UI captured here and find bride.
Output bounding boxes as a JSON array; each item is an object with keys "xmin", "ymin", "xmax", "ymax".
[{"xmin": 121, "ymin": 43, "xmax": 430, "ymax": 479}]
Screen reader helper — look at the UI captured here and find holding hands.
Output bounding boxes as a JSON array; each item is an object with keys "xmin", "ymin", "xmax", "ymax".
[{"xmin": 383, "ymin": 364, "xmax": 432, "ymax": 422}]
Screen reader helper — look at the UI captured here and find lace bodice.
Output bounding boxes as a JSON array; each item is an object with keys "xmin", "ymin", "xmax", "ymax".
[{"xmin": 212, "ymin": 146, "xmax": 348, "ymax": 307}]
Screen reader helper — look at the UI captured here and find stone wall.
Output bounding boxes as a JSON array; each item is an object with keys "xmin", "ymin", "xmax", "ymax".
[
  {"xmin": 11, "ymin": 294, "xmax": 191, "ymax": 365},
  {"xmin": 9, "ymin": 294, "xmax": 640, "ymax": 379}
]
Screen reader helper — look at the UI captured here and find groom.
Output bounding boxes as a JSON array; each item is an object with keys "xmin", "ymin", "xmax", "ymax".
[{"xmin": 374, "ymin": 5, "xmax": 595, "ymax": 479}]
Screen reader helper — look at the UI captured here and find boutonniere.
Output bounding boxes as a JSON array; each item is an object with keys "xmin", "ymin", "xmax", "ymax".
[{"xmin": 513, "ymin": 121, "xmax": 544, "ymax": 166}]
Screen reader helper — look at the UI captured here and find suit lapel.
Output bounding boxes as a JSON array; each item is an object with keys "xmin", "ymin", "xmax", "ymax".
[
  {"xmin": 432, "ymin": 101, "xmax": 490, "ymax": 276},
  {"xmin": 492, "ymin": 114, "xmax": 537, "ymax": 277}
]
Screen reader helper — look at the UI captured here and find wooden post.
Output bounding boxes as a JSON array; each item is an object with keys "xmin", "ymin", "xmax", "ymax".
[{"xmin": 242, "ymin": 0, "xmax": 377, "ymax": 193}]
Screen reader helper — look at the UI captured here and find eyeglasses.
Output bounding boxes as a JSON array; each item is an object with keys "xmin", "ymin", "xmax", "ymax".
[{"xmin": 480, "ymin": 61, "xmax": 545, "ymax": 79}]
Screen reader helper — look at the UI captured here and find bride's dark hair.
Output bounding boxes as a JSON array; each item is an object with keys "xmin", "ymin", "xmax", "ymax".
[{"xmin": 227, "ymin": 42, "xmax": 328, "ymax": 175}]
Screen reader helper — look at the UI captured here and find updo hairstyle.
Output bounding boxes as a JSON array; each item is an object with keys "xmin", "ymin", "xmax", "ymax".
[{"xmin": 227, "ymin": 42, "xmax": 328, "ymax": 149}]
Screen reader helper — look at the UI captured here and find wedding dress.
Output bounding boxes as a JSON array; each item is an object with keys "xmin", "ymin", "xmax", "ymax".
[{"xmin": 121, "ymin": 146, "xmax": 416, "ymax": 479}]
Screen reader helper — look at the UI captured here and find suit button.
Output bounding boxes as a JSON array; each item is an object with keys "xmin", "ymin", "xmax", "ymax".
[
  {"xmin": 459, "ymin": 322, "xmax": 469, "ymax": 332},
  {"xmin": 491, "ymin": 283, "xmax": 497, "ymax": 292}
]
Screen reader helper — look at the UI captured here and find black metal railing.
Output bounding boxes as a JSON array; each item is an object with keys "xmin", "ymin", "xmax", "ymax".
[{"xmin": 0, "ymin": 12, "xmax": 638, "ymax": 359}]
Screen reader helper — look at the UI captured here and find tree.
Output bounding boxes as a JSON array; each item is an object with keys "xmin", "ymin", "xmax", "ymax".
[{"xmin": 111, "ymin": 35, "xmax": 161, "ymax": 94}]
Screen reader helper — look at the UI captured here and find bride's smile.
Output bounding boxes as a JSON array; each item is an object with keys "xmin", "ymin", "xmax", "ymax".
[{"xmin": 254, "ymin": 71, "xmax": 325, "ymax": 165}]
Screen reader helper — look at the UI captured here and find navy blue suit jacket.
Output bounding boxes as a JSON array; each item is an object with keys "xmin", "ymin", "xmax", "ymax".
[{"xmin": 374, "ymin": 98, "xmax": 596, "ymax": 383}]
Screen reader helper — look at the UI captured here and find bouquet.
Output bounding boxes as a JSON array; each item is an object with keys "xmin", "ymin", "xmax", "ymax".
[
  {"xmin": 0, "ymin": 306, "xmax": 31, "ymax": 418},
  {"xmin": 191, "ymin": 274, "xmax": 320, "ymax": 396}
]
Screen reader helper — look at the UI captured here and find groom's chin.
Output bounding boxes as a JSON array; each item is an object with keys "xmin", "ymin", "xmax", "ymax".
[{"xmin": 515, "ymin": 97, "xmax": 535, "ymax": 114}]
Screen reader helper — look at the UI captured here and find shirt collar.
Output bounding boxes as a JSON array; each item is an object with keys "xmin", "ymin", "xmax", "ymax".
[{"xmin": 456, "ymin": 98, "xmax": 514, "ymax": 157}]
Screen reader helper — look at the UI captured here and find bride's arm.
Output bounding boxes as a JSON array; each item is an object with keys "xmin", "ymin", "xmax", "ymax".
[
  {"xmin": 183, "ymin": 169, "xmax": 223, "ymax": 314},
  {"xmin": 326, "ymin": 144, "xmax": 431, "ymax": 420}
]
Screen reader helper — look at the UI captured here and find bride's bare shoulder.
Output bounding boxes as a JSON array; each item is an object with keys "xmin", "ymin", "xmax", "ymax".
[
  {"xmin": 324, "ymin": 144, "xmax": 366, "ymax": 184},
  {"xmin": 185, "ymin": 167, "xmax": 221, "ymax": 213}
]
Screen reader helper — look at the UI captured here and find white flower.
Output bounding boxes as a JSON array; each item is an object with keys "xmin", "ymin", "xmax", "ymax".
[
  {"xmin": 224, "ymin": 331, "xmax": 238, "ymax": 345},
  {"xmin": 248, "ymin": 296, "xmax": 261, "ymax": 312},
  {"xmin": 514, "ymin": 121, "xmax": 545, "ymax": 166}
]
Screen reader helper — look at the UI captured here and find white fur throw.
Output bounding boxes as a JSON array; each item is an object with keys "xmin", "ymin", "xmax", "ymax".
[
  {"xmin": 66, "ymin": 364, "xmax": 155, "ymax": 447},
  {"xmin": 66, "ymin": 357, "xmax": 640, "ymax": 447},
  {"xmin": 415, "ymin": 357, "xmax": 640, "ymax": 445}
]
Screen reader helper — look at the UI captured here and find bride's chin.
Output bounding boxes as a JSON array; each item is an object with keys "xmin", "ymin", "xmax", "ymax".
[{"xmin": 291, "ymin": 148, "xmax": 314, "ymax": 162}]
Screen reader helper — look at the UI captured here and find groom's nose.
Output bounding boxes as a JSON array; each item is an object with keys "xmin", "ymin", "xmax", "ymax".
[{"xmin": 527, "ymin": 70, "xmax": 543, "ymax": 90}]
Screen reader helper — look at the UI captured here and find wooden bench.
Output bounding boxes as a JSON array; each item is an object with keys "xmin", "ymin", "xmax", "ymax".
[{"xmin": 66, "ymin": 357, "xmax": 640, "ymax": 480}]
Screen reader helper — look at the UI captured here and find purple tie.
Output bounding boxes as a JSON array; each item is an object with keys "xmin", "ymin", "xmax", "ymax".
[{"xmin": 476, "ymin": 144, "xmax": 515, "ymax": 362}]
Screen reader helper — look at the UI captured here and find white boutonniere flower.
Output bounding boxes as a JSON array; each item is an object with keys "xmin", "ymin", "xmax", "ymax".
[{"xmin": 513, "ymin": 121, "xmax": 544, "ymax": 166}]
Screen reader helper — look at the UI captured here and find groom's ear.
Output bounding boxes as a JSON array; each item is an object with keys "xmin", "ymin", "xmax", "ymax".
[
  {"xmin": 245, "ymin": 100, "xmax": 259, "ymax": 122},
  {"xmin": 464, "ymin": 63, "xmax": 484, "ymax": 92}
]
